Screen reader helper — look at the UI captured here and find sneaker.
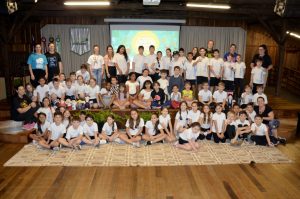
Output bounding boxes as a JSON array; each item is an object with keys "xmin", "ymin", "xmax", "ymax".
[
  {"xmin": 132, "ymin": 142, "xmax": 140, "ymax": 148},
  {"xmin": 52, "ymin": 147, "xmax": 60, "ymax": 151},
  {"xmin": 278, "ymin": 137, "xmax": 287, "ymax": 145},
  {"xmin": 145, "ymin": 141, "xmax": 151, "ymax": 146},
  {"xmin": 32, "ymin": 140, "xmax": 37, "ymax": 145},
  {"xmin": 77, "ymin": 145, "xmax": 82, "ymax": 150},
  {"xmin": 95, "ymin": 143, "xmax": 100, "ymax": 148},
  {"xmin": 99, "ymin": 140, "xmax": 107, "ymax": 145}
]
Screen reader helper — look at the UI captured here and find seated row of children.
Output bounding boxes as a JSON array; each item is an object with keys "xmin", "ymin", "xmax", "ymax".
[{"xmin": 30, "ymin": 98, "xmax": 285, "ymax": 152}]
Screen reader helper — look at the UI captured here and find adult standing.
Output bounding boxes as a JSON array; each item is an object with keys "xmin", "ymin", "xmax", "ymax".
[
  {"xmin": 45, "ymin": 43, "xmax": 63, "ymax": 82},
  {"xmin": 254, "ymin": 97, "xmax": 286, "ymax": 144},
  {"xmin": 28, "ymin": 44, "xmax": 48, "ymax": 87},
  {"xmin": 206, "ymin": 40, "xmax": 215, "ymax": 58},
  {"xmin": 250, "ymin": 44, "xmax": 273, "ymax": 85},
  {"xmin": 87, "ymin": 45, "xmax": 105, "ymax": 86},
  {"xmin": 223, "ymin": 44, "xmax": 238, "ymax": 62},
  {"xmin": 11, "ymin": 85, "xmax": 39, "ymax": 130},
  {"xmin": 104, "ymin": 45, "xmax": 116, "ymax": 83}
]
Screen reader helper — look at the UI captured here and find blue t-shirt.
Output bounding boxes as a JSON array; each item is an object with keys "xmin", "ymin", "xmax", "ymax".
[
  {"xmin": 27, "ymin": 53, "xmax": 48, "ymax": 70},
  {"xmin": 223, "ymin": 52, "xmax": 238, "ymax": 62}
]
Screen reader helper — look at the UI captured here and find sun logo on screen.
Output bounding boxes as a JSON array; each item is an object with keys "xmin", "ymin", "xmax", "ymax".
[{"xmin": 132, "ymin": 31, "xmax": 160, "ymax": 54}]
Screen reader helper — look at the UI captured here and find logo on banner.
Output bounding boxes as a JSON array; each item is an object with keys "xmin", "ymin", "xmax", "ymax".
[{"xmin": 70, "ymin": 28, "xmax": 90, "ymax": 55}]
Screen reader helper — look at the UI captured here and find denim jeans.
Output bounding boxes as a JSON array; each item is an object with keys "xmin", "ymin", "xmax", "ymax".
[{"xmin": 92, "ymin": 68, "xmax": 102, "ymax": 86}]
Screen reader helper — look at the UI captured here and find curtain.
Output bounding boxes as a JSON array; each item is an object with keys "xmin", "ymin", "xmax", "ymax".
[
  {"xmin": 180, "ymin": 26, "xmax": 247, "ymax": 58},
  {"xmin": 41, "ymin": 24, "xmax": 110, "ymax": 75}
]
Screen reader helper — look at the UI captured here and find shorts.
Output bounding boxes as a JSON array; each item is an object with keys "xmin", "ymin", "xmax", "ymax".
[
  {"xmin": 178, "ymin": 137, "xmax": 189, "ymax": 145},
  {"xmin": 197, "ymin": 76, "xmax": 208, "ymax": 85},
  {"xmin": 186, "ymin": 79, "xmax": 196, "ymax": 86},
  {"xmin": 210, "ymin": 77, "xmax": 220, "ymax": 86},
  {"xmin": 87, "ymin": 136, "xmax": 95, "ymax": 140},
  {"xmin": 223, "ymin": 80, "xmax": 234, "ymax": 91},
  {"xmin": 89, "ymin": 98, "xmax": 98, "ymax": 104}
]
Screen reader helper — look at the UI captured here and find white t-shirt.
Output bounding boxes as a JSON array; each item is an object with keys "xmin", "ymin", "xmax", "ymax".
[
  {"xmin": 159, "ymin": 114, "xmax": 171, "ymax": 128},
  {"xmin": 212, "ymin": 112, "xmax": 226, "ymax": 133},
  {"xmin": 49, "ymin": 86, "xmax": 65, "ymax": 98},
  {"xmin": 145, "ymin": 120, "xmax": 162, "ymax": 136},
  {"xmin": 83, "ymin": 122, "xmax": 98, "ymax": 136},
  {"xmin": 132, "ymin": 54, "xmax": 146, "ymax": 74},
  {"xmin": 101, "ymin": 122, "xmax": 117, "ymax": 136},
  {"xmin": 157, "ymin": 78, "xmax": 169, "ymax": 94},
  {"xmin": 171, "ymin": 92, "xmax": 181, "ymax": 101},
  {"xmin": 184, "ymin": 60, "xmax": 196, "ymax": 80},
  {"xmin": 36, "ymin": 107, "xmax": 54, "ymax": 123},
  {"xmin": 85, "ymin": 85, "xmax": 100, "ymax": 99},
  {"xmin": 49, "ymin": 123, "xmax": 66, "ymax": 140},
  {"xmin": 169, "ymin": 59, "xmax": 183, "ymax": 76},
  {"xmin": 213, "ymin": 91, "xmax": 227, "ymax": 103},
  {"xmin": 251, "ymin": 67, "xmax": 266, "ymax": 84},
  {"xmin": 145, "ymin": 54, "xmax": 157, "ymax": 74},
  {"xmin": 125, "ymin": 118, "xmax": 145, "ymax": 135},
  {"xmin": 76, "ymin": 70, "xmax": 90, "ymax": 83},
  {"xmin": 247, "ymin": 110, "xmax": 256, "ymax": 123},
  {"xmin": 200, "ymin": 112, "xmax": 212, "ymax": 129},
  {"xmin": 253, "ymin": 93, "xmax": 268, "ymax": 105},
  {"xmin": 113, "ymin": 53, "xmax": 130, "ymax": 75},
  {"xmin": 209, "ymin": 58, "xmax": 224, "ymax": 77},
  {"xmin": 65, "ymin": 85, "xmax": 76, "ymax": 96},
  {"xmin": 175, "ymin": 111, "xmax": 189, "ymax": 127},
  {"xmin": 137, "ymin": 75, "xmax": 153, "ymax": 88},
  {"xmin": 140, "ymin": 89, "xmax": 152, "ymax": 100},
  {"xmin": 75, "ymin": 83, "xmax": 87, "ymax": 95},
  {"xmin": 34, "ymin": 84, "xmax": 49, "ymax": 102},
  {"xmin": 178, "ymin": 56, "xmax": 187, "ymax": 65},
  {"xmin": 234, "ymin": 62, "xmax": 246, "ymax": 78},
  {"xmin": 100, "ymin": 88, "xmax": 112, "ymax": 96},
  {"xmin": 198, "ymin": 89, "xmax": 212, "ymax": 102},
  {"xmin": 223, "ymin": 62, "xmax": 235, "ymax": 81},
  {"xmin": 236, "ymin": 119, "xmax": 250, "ymax": 127},
  {"xmin": 187, "ymin": 110, "xmax": 201, "ymax": 123},
  {"xmin": 125, "ymin": 81, "xmax": 139, "ymax": 95},
  {"xmin": 251, "ymin": 123, "xmax": 267, "ymax": 136},
  {"xmin": 87, "ymin": 54, "xmax": 104, "ymax": 70},
  {"xmin": 196, "ymin": 56, "xmax": 210, "ymax": 77},
  {"xmin": 241, "ymin": 92, "xmax": 254, "ymax": 105},
  {"xmin": 179, "ymin": 128, "xmax": 200, "ymax": 141},
  {"xmin": 66, "ymin": 125, "xmax": 84, "ymax": 140},
  {"xmin": 161, "ymin": 56, "xmax": 172, "ymax": 70},
  {"xmin": 34, "ymin": 121, "xmax": 51, "ymax": 134}
]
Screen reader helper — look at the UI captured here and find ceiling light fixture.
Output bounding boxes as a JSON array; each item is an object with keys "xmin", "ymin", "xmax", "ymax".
[
  {"xmin": 64, "ymin": 1, "xmax": 110, "ymax": 6},
  {"xmin": 186, "ymin": 3, "xmax": 231, "ymax": 9}
]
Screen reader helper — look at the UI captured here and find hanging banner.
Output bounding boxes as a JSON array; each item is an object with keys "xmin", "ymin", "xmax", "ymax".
[
  {"xmin": 70, "ymin": 27, "xmax": 90, "ymax": 55},
  {"xmin": 55, "ymin": 35, "xmax": 62, "ymax": 54}
]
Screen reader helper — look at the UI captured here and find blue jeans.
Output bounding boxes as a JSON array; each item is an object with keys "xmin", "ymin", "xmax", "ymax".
[{"xmin": 92, "ymin": 68, "xmax": 102, "ymax": 86}]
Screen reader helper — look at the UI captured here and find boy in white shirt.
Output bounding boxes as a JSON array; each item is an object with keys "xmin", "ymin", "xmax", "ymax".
[
  {"xmin": 145, "ymin": 45, "xmax": 157, "ymax": 79},
  {"xmin": 76, "ymin": 64, "xmax": 90, "ymax": 83},
  {"xmin": 178, "ymin": 48, "xmax": 187, "ymax": 64},
  {"xmin": 187, "ymin": 102, "xmax": 201, "ymax": 124},
  {"xmin": 132, "ymin": 46, "xmax": 146, "ymax": 77},
  {"xmin": 195, "ymin": 47, "xmax": 210, "ymax": 92},
  {"xmin": 240, "ymin": 85, "xmax": 253, "ymax": 109},
  {"xmin": 34, "ymin": 77, "xmax": 49, "ymax": 104},
  {"xmin": 250, "ymin": 114, "xmax": 275, "ymax": 146},
  {"xmin": 246, "ymin": 103, "xmax": 256, "ymax": 124},
  {"xmin": 209, "ymin": 49, "xmax": 224, "ymax": 93},
  {"xmin": 59, "ymin": 116, "xmax": 83, "ymax": 150},
  {"xmin": 38, "ymin": 112, "xmax": 65, "ymax": 151},
  {"xmin": 75, "ymin": 75, "xmax": 87, "ymax": 100},
  {"xmin": 250, "ymin": 57, "xmax": 266, "ymax": 94},
  {"xmin": 231, "ymin": 111, "xmax": 252, "ymax": 143},
  {"xmin": 99, "ymin": 82, "xmax": 115, "ymax": 109},
  {"xmin": 198, "ymin": 82, "xmax": 213, "ymax": 106},
  {"xmin": 137, "ymin": 69, "xmax": 153, "ymax": 88},
  {"xmin": 212, "ymin": 104, "xmax": 226, "ymax": 143},
  {"xmin": 184, "ymin": 52, "xmax": 197, "ymax": 91},
  {"xmin": 213, "ymin": 82, "xmax": 227, "ymax": 109},
  {"xmin": 233, "ymin": 54, "xmax": 246, "ymax": 99},
  {"xmin": 253, "ymin": 85, "xmax": 268, "ymax": 106},
  {"xmin": 222, "ymin": 54, "xmax": 235, "ymax": 92},
  {"xmin": 49, "ymin": 78, "xmax": 65, "ymax": 101},
  {"xmin": 65, "ymin": 78, "xmax": 76, "ymax": 100},
  {"xmin": 169, "ymin": 51, "xmax": 183, "ymax": 76},
  {"xmin": 157, "ymin": 70, "xmax": 169, "ymax": 96}
]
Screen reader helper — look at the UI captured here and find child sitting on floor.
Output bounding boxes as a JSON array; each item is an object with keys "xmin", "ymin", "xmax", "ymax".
[
  {"xmin": 174, "ymin": 101, "xmax": 189, "ymax": 136},
  {"xmin": 142, "ymin": 113, "xmax": 166, "ymax": 145},
  {"xmin": 30, "ymin": 112, "xmax": 51, "ymax": 143},
  {"xmin": 100, "ymin": 115, "xmax": 120, "ymax": 143},
  {"xmin": 59, "ymin": 116, "xmax": 83, "ymax": 150},
  {"xmin": 82, "ymin": 114, "xmax": 100, "ymax": 147},
  {"xmin": 175, "ymin": 122, "xmax": 201, "ymax": 151},
  {"xmin": 159, "ymin": 107, "xmax": 176, "ymax": 142},
  {"xmin": 198, "ymin": 104, "xmax": 213, "ymax": 140}
]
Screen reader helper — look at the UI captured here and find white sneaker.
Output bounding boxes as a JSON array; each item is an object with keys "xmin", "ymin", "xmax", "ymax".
[
  {"xmin": 99, "ymin": 140, "xmax": 107, "ymax": 145},
  {"xmin": 114, "ymin": 138, "xmax": 124, "ymax": 144},
  {"xmin": 32, "ymin": 140, "xmax": 37, "ymax": 145},
  {"xmin": 52, "ymin": 147, "xmax": 60, "ymax": 151},
  {"xmin": 132, "ymin": 142, "xmax": 140, "ymax": 148}
]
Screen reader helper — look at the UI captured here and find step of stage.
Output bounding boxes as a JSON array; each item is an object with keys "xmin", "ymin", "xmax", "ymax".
[{"xmin": 0, "ymin": 120, "xmax": 34, "ymax": 144}]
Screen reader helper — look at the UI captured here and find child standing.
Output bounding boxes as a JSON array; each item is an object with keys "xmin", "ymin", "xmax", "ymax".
[
  {"xmin": 209, "ymin": 49, "xmax": 224, "ymax": 93},
  {"xmin": 132, "ymin": 46, "xmax": 146, "ymax": 78},
  {"xmin": 252, "ymin": 85, "xmax": 268, "ymax": 106},
  {"xmin": 175, "ymin": 122, "xmax": 201, "ymax": 151},
  {"xmin": 169, "ymin": 51, "xmax": 183, "ymax": 76},
  {"xmin": 114, "ymin": 45, "xmax": 130, "ymax": 84},
  {"xmin": 143, "ymin": 113, "xmax": 166, "ymax": 145},
  {"xmin": 119, "ymin": 109, "xmax": 144, "ymax": 147},
  {"xmin": 250, "ymin": 58, "xmax": 266, "ymax": 94},
  {"xmin": 145, "ymin": 45, "xmax": 157, "ymax": 80},
  {"xmin": 222, "ymin": 54, "xmax": 235, "ymax": 92},
  {"xmin": 82, "ymin": 114, "xmax": 100, "ymax": 147},
  {"xmin": 137, "ymin": 69, "xmax": 153, "ymax": 89},
  {"xmin": 184, "ymin": 52, "xmax": 197, "ymax": 92},
  {"xmin": 159, "ymin": 107, "xmax": 176, "ymax": 142},
  {"xmin": 157, "ymin": 70, "xmax": 169, "ymax": 96},
  {"xmin": 59, "ymin": 116, "xmax": 83, "ymax": 150},
  {"xmin": 168, "ymin": 66, "xmax": 184, "ymax": 94},
  {"xmin": 76, "ymin": 64, "xmax": 90, "ymax": 83},
  {"xmin": 233, "ymin": 54, "xmax": 246, "ymax": 99},
  {"xmin": 195, "ymin": 47, "xmax": 210, "ymax": 91},
  {"xmin": 212, "ymin": 104, "xmax": 226, "ymax": 143},
  {"xmin": 161, "ymin": 48, "xmax": 172, "ymax": 76},
  {"xmin": 87, "ymin": 45, "xmax": 104, "ymax": 85},
  {"xmin": 38, "ymin": 112, "xmax": 65, "ymax": 151},
  {"xmin": 34, "ymin": 77, "xmax": 49, "ymax": 104}
]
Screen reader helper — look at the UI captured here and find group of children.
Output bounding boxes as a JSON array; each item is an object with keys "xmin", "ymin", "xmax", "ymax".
[{"xmin": 25, "ymin": 45, "xmax": 286, "ymax": 151}]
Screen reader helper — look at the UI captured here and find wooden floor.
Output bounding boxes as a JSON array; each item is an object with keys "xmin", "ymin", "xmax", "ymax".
[{"xmin": 0, "ymin": 121, "xmax": 299, "ymax": 199}]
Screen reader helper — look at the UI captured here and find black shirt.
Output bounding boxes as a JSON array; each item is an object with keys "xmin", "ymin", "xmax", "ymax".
[
  {"xmin": 251, "ymin": 54, "xmax": 272, "ymax": 69},
  {"xmin": 151, "ymin": 88, "xmax": 165, "ymax": 105},
  {"xmin": 11, "ymin": 94, "xmax": 32, "ymax": 120},
  {"xmin": 45, "ymin": 52, "xmax": 62, "ymax": 71},
  {"xmin": 254, "ymin": 105, "xmax": 273, "ymax": 125}
]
